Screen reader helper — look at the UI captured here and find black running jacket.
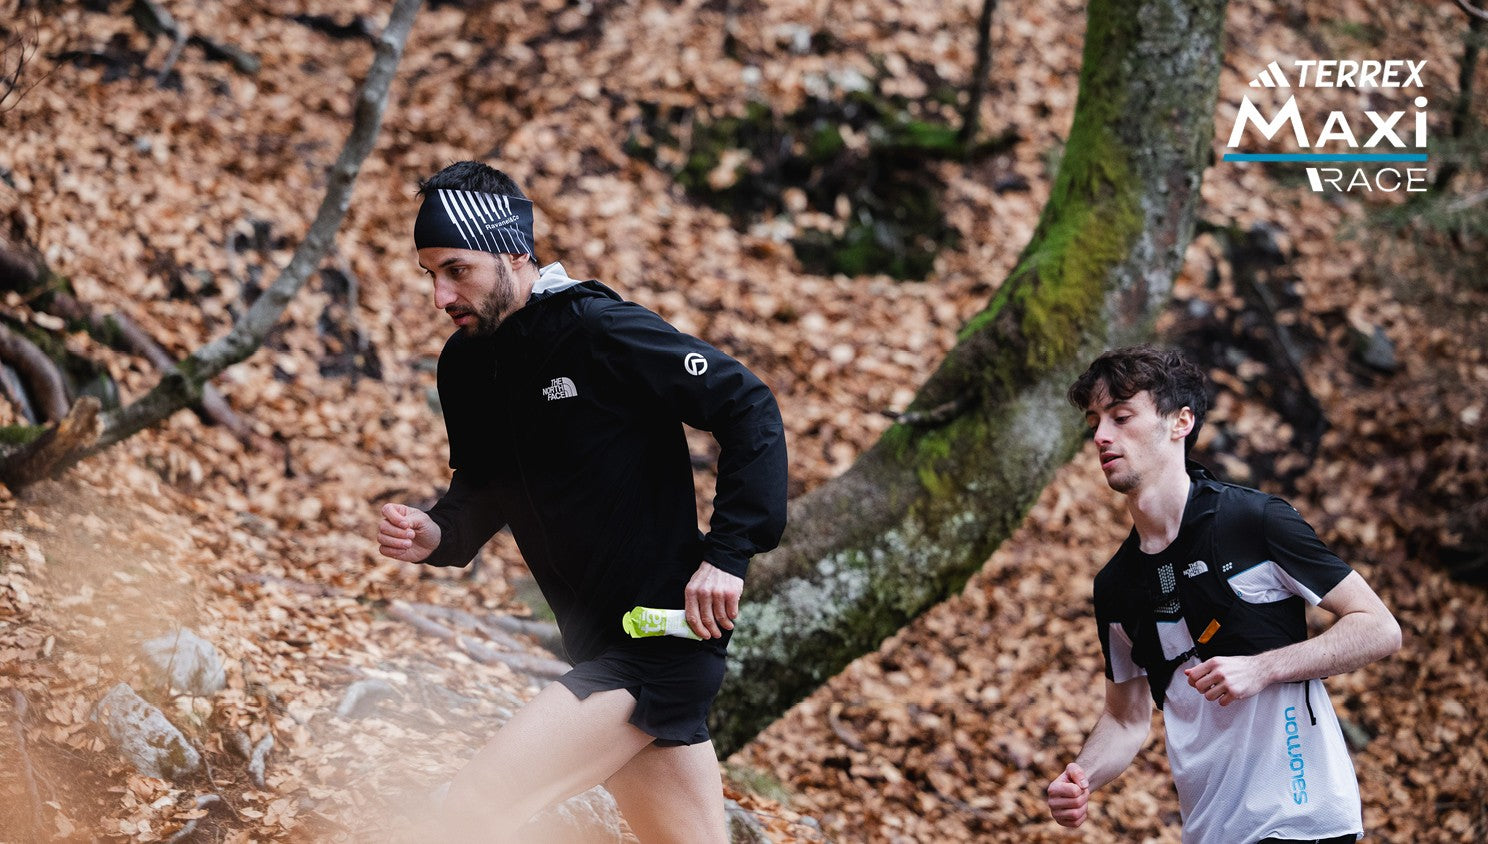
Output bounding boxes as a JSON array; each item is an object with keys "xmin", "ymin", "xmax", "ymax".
[{"xmin": 420, "ymin": 264, "xmax": 789, "ymax": 663}]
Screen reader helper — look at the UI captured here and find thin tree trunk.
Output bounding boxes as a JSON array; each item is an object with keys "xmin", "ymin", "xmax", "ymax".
[
  {"xmin": 1435, "ymin": 11, "xmax": 1484, "ymax": 191},
  {"xmin": 713, "ymin": 0, "xmax": 1228, "ymax": 755},
  {"xmin": 957, "ymin": 0, "xmax": 999, "ymax": 146},
  {"xmin": 0, "ymin": 0, "xmax": 422, "ymax": 485}
]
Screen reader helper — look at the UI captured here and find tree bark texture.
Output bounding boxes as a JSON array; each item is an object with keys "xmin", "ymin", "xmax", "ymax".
[{"xmin": 712, "ymin": 0, "xmax": 1228, "ymax": 756}]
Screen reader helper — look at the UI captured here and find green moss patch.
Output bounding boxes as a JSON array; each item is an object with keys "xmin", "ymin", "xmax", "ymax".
[{"xmin": 625, "ymin": 85, "xmax": 1015, "ymax": 280}]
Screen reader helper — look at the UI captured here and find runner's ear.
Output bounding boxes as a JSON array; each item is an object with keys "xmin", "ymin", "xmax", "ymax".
[{"xmin": 1171, "ymin": 407, "xmax": 1195, "ymax": 441}]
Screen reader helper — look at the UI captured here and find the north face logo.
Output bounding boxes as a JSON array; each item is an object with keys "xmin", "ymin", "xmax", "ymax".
[
  {"xmin": 1183, "ymin": 560, "xmax": 1209, "ymax": 578},
  {"xmin": 542, "ymin": 377, "xmax": 577, "ymax": 401}
]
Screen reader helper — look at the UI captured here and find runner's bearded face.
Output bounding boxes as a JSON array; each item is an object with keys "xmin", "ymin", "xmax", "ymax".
[
  {"xmin": 413, "ymin": 188, "xmax": 535, "ymax": 337},
  {"xmin": 419, "ymin": 248, "xmax": 520, "ymax": 337}
]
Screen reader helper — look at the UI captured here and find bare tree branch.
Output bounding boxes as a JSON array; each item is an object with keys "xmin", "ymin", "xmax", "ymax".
[
  {"xmin": 958, "ymin": 0, "xmax": 1000, "ymax": 145},
  {"xmin": 1456, "ymin": 0, "xmax": 1488, "ymax": 23},
  {"xmin": 0, "ymin": 0, "xmax": 424, "ymax": 485},
  {"xmin": 0, "ymin": 322, "xmax": 68, "ymax": 422},
  {"xmin": 1, "ymin": 2, "xmax": 45, "ymax": 113},
  {"xmin": 47, "ymin": 292, "xmax": 253, "ymax": 439}
]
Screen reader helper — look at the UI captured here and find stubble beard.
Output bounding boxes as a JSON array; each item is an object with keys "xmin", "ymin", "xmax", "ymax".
[
  {"xmin": 460, "ymin": 259, "xmax": 518, "ymax": 337},
  {"xmin": 1106, "ymin": 470, "xmax": 1141, "ymax": 495}
]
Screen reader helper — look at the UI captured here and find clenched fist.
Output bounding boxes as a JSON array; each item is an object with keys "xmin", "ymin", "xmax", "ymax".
[{"xmin": 377, "ymin": 503, "xmax": 442, "ymax": 564}]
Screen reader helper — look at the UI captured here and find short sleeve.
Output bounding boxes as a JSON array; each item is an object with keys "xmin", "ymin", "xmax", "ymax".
[
  {"xmin": 1101, "ymin": 622, "xmax": 1145, "ymax": 683},
  {"xmin": 1261, "ymin": 497, "xmax": 1353, "ymax": 605},
  {"xmin": 1093, "ymin": 557, "xmax": 1145, "ymax": 683}
]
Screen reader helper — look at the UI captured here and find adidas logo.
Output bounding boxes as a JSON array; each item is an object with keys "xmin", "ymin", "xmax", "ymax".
[
  {"xmin": 542, "ymin": 376, "xmax": 577, "ymax": 401},
  {"xmin": 1249, "ymin": 60, "xmax": 1290, "ymax": 88}
]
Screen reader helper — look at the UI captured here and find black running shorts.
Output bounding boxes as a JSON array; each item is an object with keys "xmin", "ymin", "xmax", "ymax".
[{"xmin": 555, "ymin": 637, "xmax": 726, "ymax": 747}]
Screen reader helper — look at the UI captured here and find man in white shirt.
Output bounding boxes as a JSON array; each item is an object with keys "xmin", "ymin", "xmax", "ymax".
[{"xmin": 1046, "ymin": 345, "xmax": 1400, "ymax": 843}]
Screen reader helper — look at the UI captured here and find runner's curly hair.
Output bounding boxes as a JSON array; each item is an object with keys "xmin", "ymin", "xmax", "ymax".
[{"xmin": 1068, "ymin": 345, "xmax": 1209, "ymax": 453}]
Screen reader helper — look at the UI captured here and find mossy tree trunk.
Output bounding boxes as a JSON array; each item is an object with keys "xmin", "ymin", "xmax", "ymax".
[{"xmin": 713, "ymin": 0, "xmax": 1228, "ymax": 756}]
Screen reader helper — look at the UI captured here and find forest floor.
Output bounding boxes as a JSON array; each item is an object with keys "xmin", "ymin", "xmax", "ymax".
[{"xmin": 1, "ymin": 0, "xmax": 1486, "ymax": 841}]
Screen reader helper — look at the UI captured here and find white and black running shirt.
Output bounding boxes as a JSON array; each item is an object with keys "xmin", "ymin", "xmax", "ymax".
[{"xmin": 1095, "ymin": 478, "xmax": 1364, "ymax": 843}]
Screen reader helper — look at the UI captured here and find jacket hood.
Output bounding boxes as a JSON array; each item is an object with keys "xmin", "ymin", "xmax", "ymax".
[{"xmin": 529, "ymin": 262, "xmax": 622, "ymax": 303}]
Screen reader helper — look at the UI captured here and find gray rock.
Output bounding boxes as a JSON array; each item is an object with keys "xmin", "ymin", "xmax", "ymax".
[
  {"xmin": 336, "ymin": 678, "xmax": 400, "ymax": 719},
  {"xmin": 525, "ymin": 786, "xmax": 627, "ymax": 843},
  {"xmin": 1352, "ymin": 323, "xmax": 1399, "ymax": 374},
  {"xmin": 142, "ymin": 628, "xmax": 227, "ymax": 696},
  {"xmin": 94, "ymin": 683, "xmax": 200, "ymax": 781},
  {"xmin": 726, "ymin": 798, "xmax": 774, "ymax": 843}
]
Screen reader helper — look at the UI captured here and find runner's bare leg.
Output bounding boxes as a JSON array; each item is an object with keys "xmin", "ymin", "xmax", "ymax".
[
  {"xmin": 604, "ymin": 740, "xmax": 729, "ymax": 844},
  {"xmin": 440, "ymin": 684, "xmax": 654, "ymax": 840}
]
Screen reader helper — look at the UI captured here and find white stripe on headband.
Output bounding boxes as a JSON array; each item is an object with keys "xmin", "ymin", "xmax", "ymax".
[{"xmin": 416, "ymin": 189, "xmax": 535, "ymax": 257}]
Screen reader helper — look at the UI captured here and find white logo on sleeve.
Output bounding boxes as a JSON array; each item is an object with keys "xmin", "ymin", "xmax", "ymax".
[
  {"xmin": 683, "ymin": 352, "xmax": 708, "ymax": 376},
  {"xmin": 542, "ymin": 377, "xmax": 578, "ymax": 401}
]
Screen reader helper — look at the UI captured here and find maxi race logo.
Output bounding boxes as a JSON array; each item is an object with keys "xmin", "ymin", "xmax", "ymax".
[{"xmin": 1224, "ymin": 59, "xmax": 1430, "ymax": 193}]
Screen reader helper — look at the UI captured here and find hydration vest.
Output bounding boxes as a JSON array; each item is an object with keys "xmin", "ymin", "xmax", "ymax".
[{"xmin": 1112, "ymin": 465, "xmax": 1308, "ymax": 708}]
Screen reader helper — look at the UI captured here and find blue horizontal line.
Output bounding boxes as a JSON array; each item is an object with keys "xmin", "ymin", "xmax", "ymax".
[{"xmin": 1224, "ymin": 153, "xmax": 1428, "ymax": 162}]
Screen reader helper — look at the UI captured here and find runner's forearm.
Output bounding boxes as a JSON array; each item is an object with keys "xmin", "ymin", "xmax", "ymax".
[
  {"xmin": 424, "ymin": 471, "xmax": 508, "ymax": 567},
  {"xmin": 1074, "ymin": 711, "xmax": 1149, "ymax": 791},
  {"xmin": 1253, "ymin": 606, "xmax": 1401, "ymax": 686}
]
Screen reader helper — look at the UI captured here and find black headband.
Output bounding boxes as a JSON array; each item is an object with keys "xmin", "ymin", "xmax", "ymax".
[{"xmin": 414, "ymin": 189, "xmax": 535, "ymax": 257}]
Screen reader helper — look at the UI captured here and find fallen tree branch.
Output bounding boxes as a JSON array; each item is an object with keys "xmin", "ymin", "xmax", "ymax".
[
  {"xmin": 48, "ymin": 291, "xmax": 254, "ymax": 438},
  {"xmin": 154, "ymin": 18, "xmax": 189, "ymax": 87},
  {"xmin": 387, "ymin": 601, "xmax": 570, "ymax": 680},
  {"xmin": 0, "ymin": 322, "xmax": 68, "ymax": 422},
  {"xmin": 486, "ymin": 613, "xmax": 566, "ymax": 658},
  {"xmin": 826, "ymin": 702, "xmax": 867, "ymax": 752},
  {"xmin": 0, "ymin": 362, "xmax": 38, "ymax": 424},
  {"xmin": 246, "ymin": 733, "xmax": 273, "ymax": 788},
  {"xmin": 336, "ymin": 679, "xmax": 400, "ymax": 719},
  {"xmin": 131, "ymin": 0, "xmax": 260, "ymax": 77},
  {"xmin": 0, "ymin": 236, "xmax": 256, "ymax": 438},
  {"xmin": 231, "ymin": 575, "xmax": 568, "ymax": 670},
  {"xmin": 0, "ymin": 396, "xmax": 100, "ymax": 490},
  {"xmin": 398, "ymin": 602, "xmax": 531, "ymax": 653},
  {"xmin": 880, "ymin": 394, "xmax": 975, "ymax": 428},
  {"xmin": 164, "ymin": 794, "xmax": 223, "ymax": 844},
  {"xmin": 231, "ymin": 572, "xmax": 348, "ymax": 598}
]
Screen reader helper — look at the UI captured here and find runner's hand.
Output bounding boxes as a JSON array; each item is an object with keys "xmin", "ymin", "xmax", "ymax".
[
  {"xmin": 684, "ymin": 561, "xmax": 742, "ymax": 639},
  {"xmin": 1046, "ymin": 762, "xmax": 1091, "ymax": 828},
  {"xmin": 377, "ymin": 503, "xmax": 442, "ymax": 564},
  {"xmin": 1185, "ymin": 655, "xmax": 1270, "ymax": 705}
]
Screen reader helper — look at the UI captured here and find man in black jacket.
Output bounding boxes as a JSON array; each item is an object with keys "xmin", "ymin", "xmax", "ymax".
[{"xmin": 376, "ymin": 161, "xmax": 788, "ymax": 841}]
